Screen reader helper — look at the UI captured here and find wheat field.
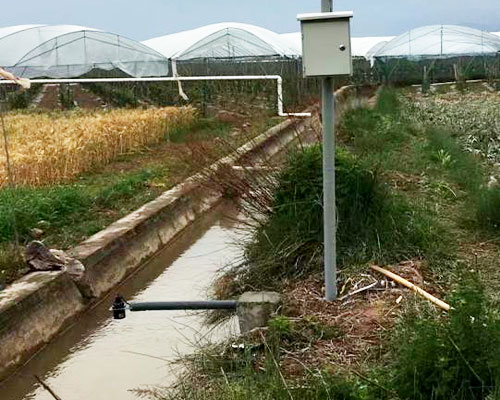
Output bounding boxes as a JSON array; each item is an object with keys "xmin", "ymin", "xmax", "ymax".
[{"xmin": 0, "ymin": 106, "xmax": 197, "ymax": 186}]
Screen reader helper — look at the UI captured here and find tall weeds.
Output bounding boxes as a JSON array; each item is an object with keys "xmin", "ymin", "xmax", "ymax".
[
  {"xmin": 390, "ymin": 271, "xmax": 500, "ymax": 399},
  {"xmin": 214, "ymin": 140, "xmax": 443, "ymax": 296}
]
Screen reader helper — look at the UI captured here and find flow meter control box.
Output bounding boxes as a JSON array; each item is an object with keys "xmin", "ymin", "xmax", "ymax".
[{"xmin": 297, "ymin": 11, "xmax": 353, "ymax": 77}]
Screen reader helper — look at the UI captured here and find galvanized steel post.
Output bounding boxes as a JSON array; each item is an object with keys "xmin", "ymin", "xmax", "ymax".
[{"xmin": 321, "ymin": 0, "xmax": 337, "ymax": 300}]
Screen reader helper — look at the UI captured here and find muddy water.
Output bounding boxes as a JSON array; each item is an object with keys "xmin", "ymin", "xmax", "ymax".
[{"xmin": 1, "ymin": 202, "xmax": 246, "ymax": 400}]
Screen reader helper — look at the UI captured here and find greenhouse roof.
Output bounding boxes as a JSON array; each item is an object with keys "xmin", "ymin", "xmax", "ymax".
[
  {"xmin": 280, "ymin": 32, "xmax": 394, "ymax": 59},
  {"xmin": 280, "ymin": 32, "xmax": 302, "ymax": 54},
  {"xmin": 374, "ymin": 25, "xmax": 500, "ymax": 59},
  {"xmin": 0, "ymin": 24, "xmax": 45, "ymax": 39},
  {"xmin": 352, "ymin": 36, "xmax": 395, "ymax": 59},
  {"xmin": 0, "ymin": 24, "xmax": 169, "ymax": 78},
  {"xmin": 143, "ymin": 22, "xmax": 300, "ymax": 61}
]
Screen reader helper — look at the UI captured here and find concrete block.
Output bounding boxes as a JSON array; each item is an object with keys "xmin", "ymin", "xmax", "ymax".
[{"xmin": 237, "ymin": 291, "xmax": 281, "ymax": 333}]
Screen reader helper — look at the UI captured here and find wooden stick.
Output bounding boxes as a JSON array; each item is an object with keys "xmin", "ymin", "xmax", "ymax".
[
  {"xmin": 338, "ymin": 281, "xmax": 378, "ymax": 301},
  {"xmin": 34, "ymin": 375, "xmax": 63, "ymax": 400},
  {"xmin": 370, "ymin": 265, "xmax": 450, "ymax": 311}
]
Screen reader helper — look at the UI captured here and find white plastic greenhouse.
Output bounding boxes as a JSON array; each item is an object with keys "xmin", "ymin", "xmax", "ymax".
[
  {"xmin": 279, "ymin": 32, "xmax": 394, "ymax": 60},
  {"xmin": 0, "ymin": 24, "xmax": 169, "ymax": 78},
  {"xmin": 143, "ymin": 22, "xmax": 300, "ymax": 61},
  {"xmin": 374, "ymin": 25, "xmax": 500, "ymax": 59},
  {"xmin": 354, "ymin": 36, "xmax": 395, "ymax": 60}
]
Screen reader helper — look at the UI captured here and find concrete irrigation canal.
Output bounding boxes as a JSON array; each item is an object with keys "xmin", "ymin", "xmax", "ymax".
[
  {"xmin": 0, "ymin": 88, "xmax": 364, "ymax": 399},
  {"xmin": 0, "ymin": 202, "xmax": 244, "ymax": 400},
  {"xmin": 0, "ymin": 110, "xmax": 319, "ymax": 399}
]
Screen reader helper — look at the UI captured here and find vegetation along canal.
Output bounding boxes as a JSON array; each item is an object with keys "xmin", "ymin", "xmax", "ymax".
[{"xmin": 0, "ymin": 202, "xmax": 245, "ymax": 400}]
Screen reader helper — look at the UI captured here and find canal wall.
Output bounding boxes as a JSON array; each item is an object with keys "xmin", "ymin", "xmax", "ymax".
[{"xmin": 0, "ymin": 272, "xmax": 85, "ymax": 378}]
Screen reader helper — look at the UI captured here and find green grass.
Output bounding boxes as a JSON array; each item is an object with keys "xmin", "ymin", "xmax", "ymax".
[
  {"xmin": 0, "ymin": 168, "xmax": 164, "ymax": 243},
  {"xmin": 424, "ymin": 128, "xmax": 484, "ymax": 192},
  {"xmin": 167, "ymin": 117, "xmax": 231, "ymax": 143},
  {"xmin": 0, "ymin": 167, "xmax": 168, "ymax": 285}
]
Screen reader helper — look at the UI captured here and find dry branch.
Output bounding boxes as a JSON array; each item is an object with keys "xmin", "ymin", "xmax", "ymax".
[{"xmin": 34, "ymin": 375, "xmax": 63, "ymax": 400}]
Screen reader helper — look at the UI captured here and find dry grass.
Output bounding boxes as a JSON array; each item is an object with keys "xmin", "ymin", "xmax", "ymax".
[
  {"xmin": 0, "ymin": 106, "xmax": 197, "ymax": 186},
  {"xmin": 279, "ymin": 259, "xmax": 433, "ymax": 372}
]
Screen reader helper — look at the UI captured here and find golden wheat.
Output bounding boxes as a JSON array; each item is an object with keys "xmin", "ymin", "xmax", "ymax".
[{"xmin": 0, "ymin": 107, "xmax": 196, "ymax": 186}]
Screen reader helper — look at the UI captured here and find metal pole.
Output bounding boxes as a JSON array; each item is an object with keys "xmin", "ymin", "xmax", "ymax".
[
  {"xmin": 321, "ymin": 0, "xmax": 333, "ymax": 12},
  {"xmin": 322, "ymin": 0, "xmax": 337, "ymax": 300}
]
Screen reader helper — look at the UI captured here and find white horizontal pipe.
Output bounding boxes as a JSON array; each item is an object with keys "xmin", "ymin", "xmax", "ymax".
[
  {"xmin": 0, "ymin": 75, "xmax": 311, "ymax": 118},
  {"xmin": 0, "ymin": 75, "xmax": 282, "ymax": 84}
]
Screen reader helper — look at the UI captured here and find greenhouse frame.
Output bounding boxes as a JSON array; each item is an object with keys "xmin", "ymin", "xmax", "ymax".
[
  {"xmin": 0, "ymin": 24, "xmax": 169, "ymax": 78},
  {"xmin": 371, "ymin": 25, "xmax": 500, "ymax": 84},
  {"xmin": 143, "ymin": 22, "xmax": 300, "ymax": 61},
  {"xmin": 0, "ymin": 22, "xmax": 499, "ymax": 89}
]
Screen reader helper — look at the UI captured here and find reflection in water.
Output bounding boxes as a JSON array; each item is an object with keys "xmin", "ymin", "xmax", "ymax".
[{"xmin": 1, "ymin": 203, "xmax": 245, "ymax": 400}]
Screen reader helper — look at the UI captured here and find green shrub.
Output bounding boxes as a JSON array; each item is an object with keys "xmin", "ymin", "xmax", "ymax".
[
  {"xmin": 374, "ymin": 87, "xmax": 401, "ymax": 116},
  {"xmin": 87, "ymin": 83, "xmax": 138, "ymax": 107},
  {"xmin": 476, "ymin": 187, "xmax": 500, "ymax": 230},
  {"xmin": 167, "ymin": 118, "xmax": 230, "ymax": 143},
  {"xmin": 232, "ymin": 144, "xmax": 443, "ymax": 292},
  {"xmin": 0, "ymin": 243, "xmax": 25, "ymax": 286},
  {"xmin": 391, "ymin": 271, "xmax": 500, "ymax": 400},
  {"xmin": 7, "ymin": 91, "xmax": 30, "ymax": 110},
  {"xmin": 425, "ymin": 128, "xmax": 483, "ymax": 191},
  {"xmin": 59, "ymin": 84, "xmax": 75, "ymax": 109},
  {"xmin": 340, "ymin": 89, "xmax": 416, "ymax": 171}
]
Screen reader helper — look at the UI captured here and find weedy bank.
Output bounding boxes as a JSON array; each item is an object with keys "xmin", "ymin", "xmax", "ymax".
[{"xmin": 150, "ymin": 87, "xmax": 500, "ymax": 400}]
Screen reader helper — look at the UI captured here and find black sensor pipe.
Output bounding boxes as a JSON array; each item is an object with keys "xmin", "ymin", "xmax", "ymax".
[{"xmin": 129, "ymin": 300, "xmax": 238, "ymax": 312}]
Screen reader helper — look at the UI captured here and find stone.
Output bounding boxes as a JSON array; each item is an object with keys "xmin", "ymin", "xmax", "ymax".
[
  {"xmin": 488, "ymin": 175, "xmax": 499, "ymax": 189},
  {"xmin": 36, "ymin": 220, "xmax": 51, "ymax": 229},
  {"xmin": 237, "ymin": 291, "xmax": 281, "ymax": 334},
  {"xmin": 49, "ymin": 249, "xmax": 86, "ymax": 281},
  {"xmin": 29, "ymin": 228, "xmax": 44, "ymax": 239},
  {"xmin": 26, "ymin": 241, "xmax": 65, "ymax": 272},
  {"xmin": 25, "ymin": 241, "xmax": 85, "ymax": 281},
  {"xmin": 216, "ymin": 110, "xmax": 245, "ymax": 125}
]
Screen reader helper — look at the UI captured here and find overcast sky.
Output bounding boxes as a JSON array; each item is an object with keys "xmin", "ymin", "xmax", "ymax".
[{"xmin": 2, "ymin": 0, "xmax": 499, "ymax": 40}]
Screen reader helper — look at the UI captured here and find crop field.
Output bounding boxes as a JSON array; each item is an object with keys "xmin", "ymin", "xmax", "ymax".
[
  {"xmin": 403, "ymin": 88, "xmax": 500, "ymax": 161},
  {"xmin": 0, "ymin": 106, "xmax": 197, "ymax": 186}
]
